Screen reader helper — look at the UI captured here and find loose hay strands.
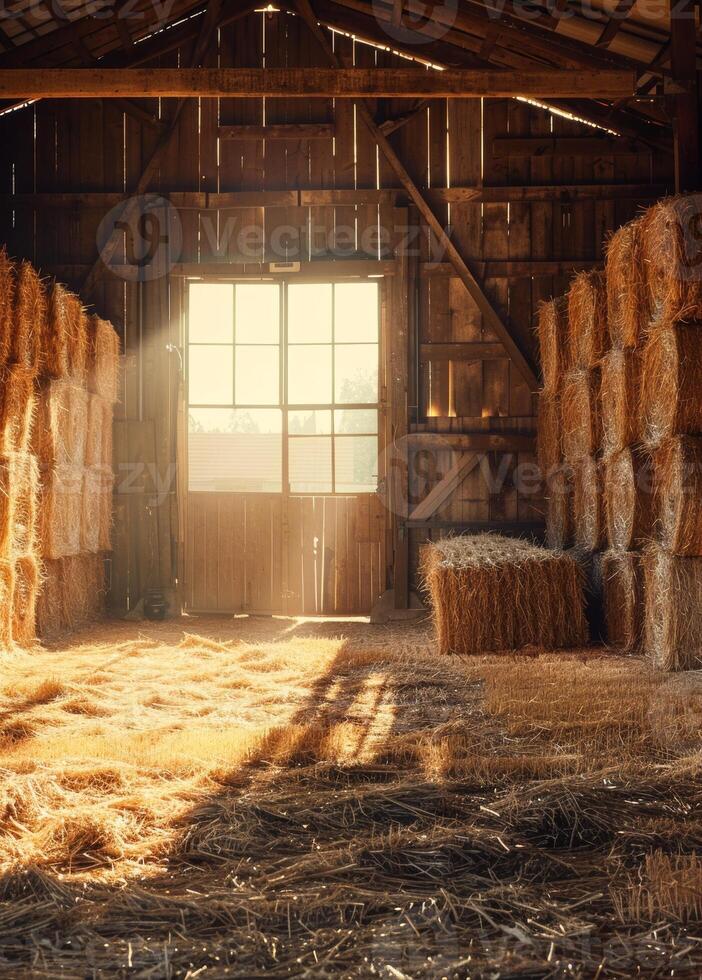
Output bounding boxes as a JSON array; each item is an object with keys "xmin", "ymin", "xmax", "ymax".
[
  {"xmin": 12, "ymin": 553, "xmax": 40, "ymax": 648},
  {"xmin": 640, "ymin": 195, "xmax": 702, "ymax": 322},
  {"xmin": 600, "ymin": 349, "xmax": 642, "ymax": 453},
  {"xmin": 0, "ymin": 363, "xmax": 36, "ymax": 455},
  {"xmin": 87, "ymin": 315, "xmax": 120, "ymax": 404},
  {"xmin": 641, "ymin": 320, "xmax": 702, "ymax": 446},
  {"xmin": 536, "ymin": 390, "xmax": 560, "ymax": 476},
  {"xmin": 601, "ymin": 550, "xmax": 644, "ymax": 653},
  {"xmin": 44, "ymin": 283, "xmax": 71, "ymax": 380},
  {"xmin": 420, "ymin": 534, "xmax": 587, "ymax": 654},
  {"xmin": 12, "ymin": 260, "xmax": 46, "ymax": 374},
  {"xmin": 537, "ymin": 297, "xmax": 569, "ymax": 392},
  {"xmin": 545, "ymin": 465, "xmax": 573, "ymax": 551},
  {"xmin": 604, "ymin": 446, "xmax": 655, "ymax": 551},
  {"xmin": 643, "ymin": 544, "xmax": 702, "ymax": 670},
  {"xmin": 572, "ymin": 455, "xmax": 605, "ymax": 552},
  {"xmin": 40, "ymin": 465, "xmax": 82, "ymax": 560},
  {"xmin": 614, "ymin": 852, "xmax": 702, "ymax": 924},
  {"xmin": 0, "ymin": 248, "xmax": 15, "ymax": 369},
  {"xmin": 561, "ymin": 368, "xmax": 601, "ymax": 462},
  {"xmin": 655, "ymin": 435, "xmax": 702, "ymax": 556},
  {"xmin": 0, "ymin": 559, "xmax": 14, "ymax": 648},
  {"xmin": 568, "ymin": 269, "xmax": 607, "ymax": 370},
  {"xmin": 605, "ymin": 218, "xmax": 646, "ymax": 349}
]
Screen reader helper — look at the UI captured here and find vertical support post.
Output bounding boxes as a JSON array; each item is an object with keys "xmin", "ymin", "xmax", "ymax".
[
  {"xmin": 670, "ymin": 0, "xmax": 701, "ymax": 193},
  {"xmin": 392, "ymin": 210, "xmax": 410, "ymax": 609}
]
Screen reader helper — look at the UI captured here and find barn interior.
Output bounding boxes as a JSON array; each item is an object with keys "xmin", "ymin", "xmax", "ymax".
[{"xmin": 1, "ymin": 0, "xmax": 702, "ymax": 975}]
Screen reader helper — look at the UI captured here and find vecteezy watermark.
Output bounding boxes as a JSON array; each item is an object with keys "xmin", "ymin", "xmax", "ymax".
[
  {"xmin": 96, "ymin": 194, "xmax": 182, "ymax": 282},
  {"xmin": 668, "ymin": 193, "xmax": 702, "ymax": 284},
  {"xmin": 372, "ymin": 0, "xmax": 458, "ymax": 44},
  {"xmin": 0, "ymin": 0, "xmax": 177, "ymax": 27}
]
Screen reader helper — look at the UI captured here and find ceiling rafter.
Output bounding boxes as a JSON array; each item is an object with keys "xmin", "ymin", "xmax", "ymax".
[{"xmin": 596, "ymin": 0, "xmax": 638, "ymax": 48}]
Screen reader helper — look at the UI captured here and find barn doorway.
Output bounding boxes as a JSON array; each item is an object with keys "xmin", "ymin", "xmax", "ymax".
[{"xmin": 183, "ymin": 277, "xmax": 387, "ymax": 615}]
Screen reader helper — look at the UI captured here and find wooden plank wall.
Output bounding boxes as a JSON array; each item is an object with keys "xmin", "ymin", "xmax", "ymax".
[{"xmin": 0, "ymin": 8, "xmax": 669, "ymax": 610}]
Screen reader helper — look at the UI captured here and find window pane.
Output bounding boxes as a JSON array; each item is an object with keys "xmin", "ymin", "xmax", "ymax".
[
  {"xmin": 334, "ymin": 344, "xmax": 378, "ymax": 404},
  {"xmin": 334, "ymin": 282, "xmax": 378, "ymax": 342},
  {"xmin": 189, "ymin": 283, "xmax": 233, "ymax": 343},
  {"xmin": 189, "ymin": 345, "xmax": 233, "ymax": 405},
  {"xmin": 289, "ymin": 437, "xmax": 332, "ymax": 493},
  {"xmin": 236, "ymin": 346, "xmax": 279, "ymax": 405},
  {"xmin": 335, "ymin": 436, "xmax": 378, "ymax": 492},
  {"xmin": 288, "ymin": 345, "xmax": 332, "ymax": 404},
  {"xmin": 288, "ymin": 284, "xmax": 332, "ymax": 343},
  {"xmin": 334, "ymin": 409, "xmax": 377, "ymax": 434},
  {"xmin": 288, "ymin": 410, "xmax": 332, "ymax": 435},
  {"xmin": 236, "ymin": 283, "xmax": 279, "ymax": 344},
  {"xmin": 188, "ymin": 409, "xmax": 282, "ymax": 492}
]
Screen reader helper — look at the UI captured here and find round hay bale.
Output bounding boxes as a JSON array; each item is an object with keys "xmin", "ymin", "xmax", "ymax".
[
  {"xmin": 12, "ymin": 260, "xmax": 46, "ymax": 374},
  {"xmin": 545, "ymin": 465, "xmax": 573, "ymax": 551},
  {"xmin": 87, "ymin": 315, "xmax": 120, "ymax": 404},
  {"xmin": 420, "ymin": 534, "xmax": 588, "ymax": 655},
  {"xmin": 601, "ymin": 550, "xmax": 644, "ymax": 653},
  {"xmin": 561, "ymin": 368, "xmax": 601, "ymax": 462},
  {"xmin": 12, "ymin": 553, "xmax": 40, "ymax": 648},
  {"xmin": 44, "ymin": 283, "xmax": 71, "ymax": 380},
  {"xmin": 537, "ymin": 297, "xmax": 569, "ymax": 392},
  {"xmin": 0, "ymin": 248, "xmax": 15, "ymax": 369},
  {"xmin": 537, "ymin": 390, "xmax": 560, "ymax": 477},
  {"xmin": 605, "ymin": 218, "xmax": 646, "ymax": 349},
  {"xmin": 643, "ymin": 545, "xmax": 702, "ymax": 671},
  {"xmin": 573, "ymin": 454, "xmax": 605, "ymax": 552},
  {"xmin": 600, "ymin": 349, "xmax": 642, "ymax": 454},
  {"xmin": 568, "ymin": 269, "xmax": 607, "ymax": 370},
  {"xmin": 641, "ymin": 320, "xmax": 702, "ymax": 446},
  {"xmin": 640, "ymin": 195, "xmax": 702, "ymax": 322},
  {"xmin": 604, "ymin": 446, "xmax": 655, "ymax": 551},
  {"xmin": 655, "ymin": 435, "xmax": 702, "ymax": 556}
]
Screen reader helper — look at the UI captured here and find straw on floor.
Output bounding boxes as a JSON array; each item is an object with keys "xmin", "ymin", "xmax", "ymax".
[
  {"xmin": 568, "ymin": 270, "xmax": 607, "ymax": 370},
  {"xmin": 655, "ymin": 435, "xmax": 702, "ymax": 556},
  {"xmin": 641, "ymin": 320, "xmax": 702, "ymax": 446},
  {"xmin": 605, "ymin": 218, "xmax": 646, "ymax": 350},
  {"xmin": 604, "ymin": 446, "xmax": 655, "ymax": 551},
  {"xmin": 601, "ymin": 550, "xmax": 644, "ymax": 653},
  {"xmin": 643, "ymin": 545, "xmax": 702, "ymax": 671},
  {"xmin": 600, "ymin": 349, "xmax": 642, "ymax": 454},
  {"xmin": 420, "ymin": 535, "xmax": 588, "ymax": 655}
]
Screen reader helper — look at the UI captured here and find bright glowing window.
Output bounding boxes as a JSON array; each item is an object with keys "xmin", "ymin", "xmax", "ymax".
[{"xmin": 188, "ymin": 280, "xmax": 380, "ymax": 493}]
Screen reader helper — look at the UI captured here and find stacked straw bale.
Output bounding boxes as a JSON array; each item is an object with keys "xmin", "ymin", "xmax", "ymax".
[
  {"xmin": 568, "ymin": 270, "xmax": 608, "ymax": 370},
  {"xmin": 420, "ymin": 535, "xmax": 588, "ymax": 655},
  {"xmin": 601, "ymin": 550, "xmax": 644, "ymax": 653},
  {"xmin": 641, "ymin": 321, "xmax": 702, "ymax": 446},
  {"xmin": 605, "ymin": 218, "xmax": 646, "ymax": 350},
  {"xmin": 640, "ymin": 196, "xmax": 702, "ymax": 323}
]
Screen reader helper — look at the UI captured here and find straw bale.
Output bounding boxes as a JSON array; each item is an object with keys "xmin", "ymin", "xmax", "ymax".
[
  {"xmin": 33, "ymin": 382, "xmax": 89, "ymax": 472},
  {"xmin": 561, "ymin": 368, "xmax": 601, "ymax": 462},
  {"xmin": 66, "ymin": 294, "xmax": 89, "ymax": 383},
  {"xmin": 600, "ymin": 349, "xmax": 642, "ymax": 453},
  {"xmin": 537, "ymin": 297, "xmax": 569, "ymax": 392},
  {"xmin": 85, "ymin": 394, "xmax": 105, "ymax": 468},
  {"xmin": 572, "ymin": 454, "xmax": 605, "ymax": 552},
  {"xmin": 643, "ymin": 545, "xmax": 702, "ymax": 670},
  {"xmin": 12, "ymin": 260, "xmax": 45, "ymax": 373},
  {"xmin": 0, "ymin": 559, "xmax": 14, "ymax": 648},
  {"xmin": 0, "ymin": 248, "xmax": 15, "ymax": 369},
  {"xmin": 601, "ymin": 550, "xmax": 644, "ymax": 653},
  {"xmin": 81, "ymin": 467, "xmax": 103, "ymax": 554},
  {"xmin": 537, "ymin": 391, "xmax": 560, "ymax": 477},
  {"xmin": 420, "ymin": 534, "xmax": 588, "ymax": 655},
  {"xmin": 545, "ymin": 465, "xmax": 573, "ymax": 551},
  {"xmin": 10, "ymin": 452, "xmax": 39, "ymax": 556},
  {"xmin": 12, "ymin": 553, "xmax": 40, "ymax": 648},
  {"xmin": 568, "ymin": 270, "xmax": 607, "ymax": 370},
  {"xmin": 641, "ymin": 320, "xmax": 702, "ymax": 446},
  {"xmin": 87, "ymin": 315, "xmax": 120, "ymax": 404},
  {"xmin": 604, "ymin": 446, "xmax": 655, "ymax": 551},
  {"xmin": 35, "ymin": 558, "xmax": 64, "ymax": 638},
  {"xmin": 40, "ymin": 465, "xmax": 82, "ymax": 560},
  {"xmin": 0, "ymin": 363, "xmax": 35, "ymax": 455},
  {"xmin": 43, "ymin": 283, "xmax": 71, "ymax": 380},
  {"xmin": 655, "ymin": 435, "xmax": 702, "ymax": 556},
  {"xmin": 605, "ymin": 218, "xmax": 646, "ymax": 349},
  {"xmin": 640, "ymin": 195, "xmax": 702, "ymax": 322}
]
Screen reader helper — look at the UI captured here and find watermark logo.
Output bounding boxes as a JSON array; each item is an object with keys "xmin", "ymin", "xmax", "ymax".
[
  {"xmin": 96, "ymin": 194, "xmax": 182, "ymax": 282},
  {"xmin": 670, "ymin": 193, "xmax": 702, "ymax": 283},
  {"xmin": 372, "ymin": 0, "xmax": 458, "ymax": 45}
]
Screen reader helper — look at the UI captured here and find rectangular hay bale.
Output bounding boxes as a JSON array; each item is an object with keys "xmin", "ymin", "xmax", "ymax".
[
  {"xmin": 605, "ymin": 218, "xmax": 647, "ymax": 350},
  {"xmin": 545, "ymin": 465, "xmax": 573, "ymax": 551},
  {"xmin": 572, "ymin": 454, "xmax": 605, "ymax": 552},
  {"xmin": 87, "ymin": 315, "xmax": 120, "ymax": 404},
  {"xmin": 561, "ymin": 368, "xmax": 601, "ymax": 462},
  {"xmin": 0, "ymin": 558, "xmax": 13, "ymax": 649},
  {"xmin": 420, "ymin": 534, "xmax": 588, "ymax": 655},
  {"xmin": 12, "ymin": 553, "xmax": 40, "ymax": 648},
  {"xmin": 601, "ymin": 550, "xmax": 644, "ymax": 653},
  {"xmin": 0, "ymin": 363, "xmax": 36, "ymax": 455},
  {"xmin": 641, "ymin": 320, "xmax": 702, "ymax": 446},
  {"xmin": 40, "ymin": 464, "xmax": 82, "ymax": 559},
  {"xmin": 537, "ymin": 297, "xmax": 569, "ymax": 392},
  {"xmin": 568, "ymin": 269, "xmax": 607, "ymax": 370},
  {"xmin": 643, "ymin": 545, "xmax": 702, "ymax": 671},
  {"xmin": 604, "ymin": 446, "xmax": 655, "ymax": 551},
  {"xmin": 12, "ymin": 260, "xmax": 45, "ymax": 374},
  {"xmin": 600, "ymin": 349, "xmax": 642, "ymax": 454},
  {"xmin": 655, "ymin": 435, "xmax": 702, "ymax": 556},
  {"xmin": 36, "ymin": 555, "xmax": 105, "ymax": 639},
  {"xmin": 537, "ymin": 390, "xmax": 561, "ymax": 477}
]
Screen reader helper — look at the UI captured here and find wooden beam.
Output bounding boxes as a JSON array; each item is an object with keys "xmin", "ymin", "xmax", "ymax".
[
  {"xmin": 409, "ymin": 453, "xmax": 481, "ymax": 521},
  {"xmin": 419, "ymin": 342, "xmax": 507, "ymax": 361},
  {"xmin": 491, "ymin": 135, "xmax": 645, "ymax": 157},
  {"xmin": 218, "ymin": 123, "xmax": 335, "ymax": 140},
  {"xmin": 0, "ymin": 67, "xmax": 636, "ymax": 100},
  {"xmin": 669, "ymin": 0, "xmax": 700, "ymax": 192},
  {"xmin": 421, "ymin": 259, "xmax": 600, "ymax": 279},
  {"xmin": 406, "ymin": 432, "xmax": 535, "ymax": 452},
  {"xmin": 596, "ymin": 0, "xmax": 637, "ymax": 48}
]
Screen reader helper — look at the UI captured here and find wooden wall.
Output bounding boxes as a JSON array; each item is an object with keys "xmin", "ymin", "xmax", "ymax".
[{"xmin": 0, "ymin": 8, "xmax": 671, "ymax": 610}]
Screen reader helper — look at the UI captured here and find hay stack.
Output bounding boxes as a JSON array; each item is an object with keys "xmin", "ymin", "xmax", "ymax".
[
  {"xmin": 655, "ymin": 436, "xmax": 702, "ymax": 556},
  {"xmin": 568, "ymin": 270, "xmax": 607, "ymax": 370},
  {"xmin": 601, "ymin": 550, "xmax": 644, "ymax": 653},
  {"xmin": 605, "ymin": 218, "xmax": 646, "ymax": 350},
  {"xmin": 537, "ymin": 391, "xmax": 561, "ymax": 476},
  {"xmin": 12, "ymin": 554, "xmax": 40, "ymax": 647},
  {"xmin": 643, "ymin": 545, "xmax": 702, "ymax": 670},
  {"xmin": 0, "ymin": 248, "xmax": 15, "ymax": 368},
  {"xmin": 40, "ymin": 465, "xmax": 82, "ymax": 560},
  {"xmin": 545, "ymin": 465, "xmax": 573, "ymax": 551},
  {"xmin": 561, "ymin": 369, "xmax": 601, "ymax": 462},
  {"xmin": 0, "ymin": 363, "xmax": 35, "ymax": 455},
  {"xmin": 537, "ymin": 297, "xmax": 569, "ymax": 392},
  {"xmin": 600, "ymin": 349, "xmax": 642, "ymax": 454},
  {"xmin": 641, "ymin": 321, "xmax": 702, "ymax": 446},
  {"xmin": 32, "ymin": 382, "xmax": 88, "ymax": 472},
  {"xmin": 87, "ymin": 315, "xmax": 120, "ymax": 404},
  {"xmin": 640, "ymin": 196, "xmax": 702, "ymax": 322},
  {"xmin": 12, "ymin": 260, "xmax": 45, "ymax": 373},
  {"xmin": 420, "ymin": 535, "xmax": 588, "ymax": 654},
  {"xmin": 604, "ymin": 447, "xmax": 655, "ymax": 551},
  {"xmin": 573, "ymin": 455, "xmax": 605, "ymax": 552}
]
